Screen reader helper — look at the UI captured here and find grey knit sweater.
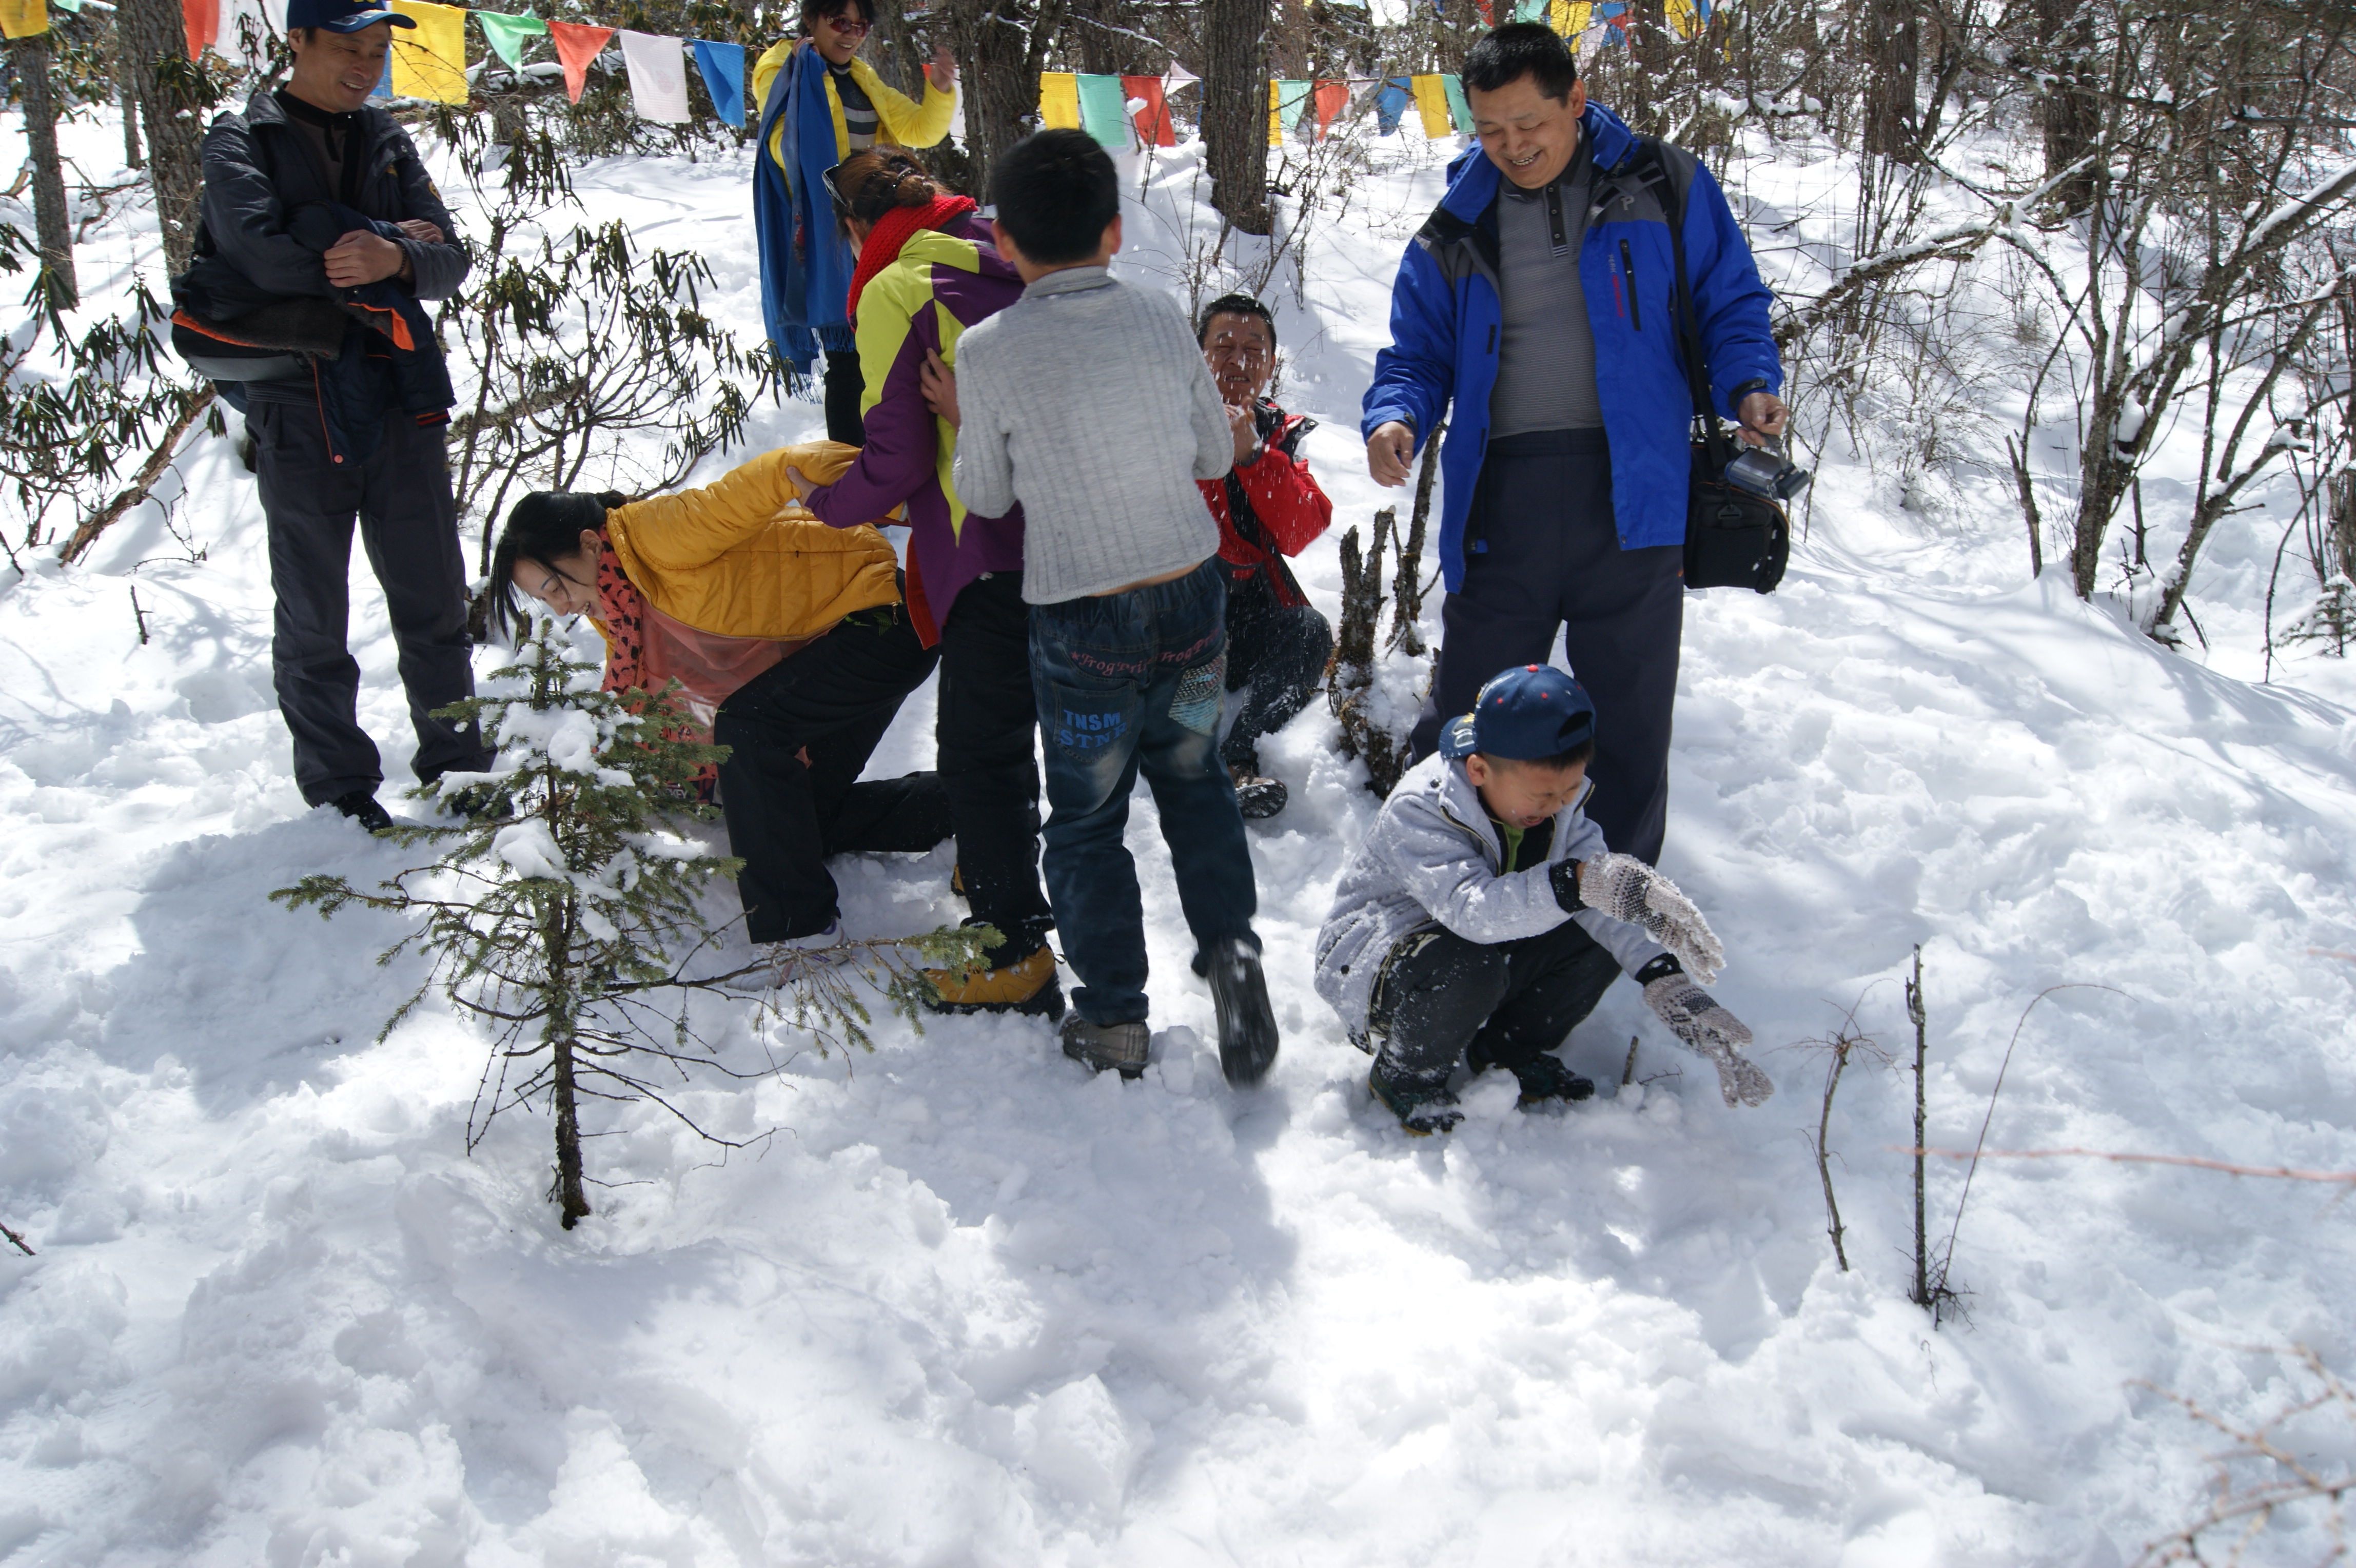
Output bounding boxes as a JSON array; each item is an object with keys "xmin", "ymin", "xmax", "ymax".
[{"xmin": 950, "ymin": 267, "xmax": 1233, "ymax": 604}]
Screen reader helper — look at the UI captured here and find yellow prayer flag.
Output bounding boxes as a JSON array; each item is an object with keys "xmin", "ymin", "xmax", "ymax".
[
  {"xmin": 0, "ymin": 0, "xmax": 48, "ymax": 40},
  {"xmin": 1411, "ymin": 74, "xmax": 1452, "ymax": 140},
  {"xmin": 1267, "ymin": 79, "xmax": 1281, "ymax": 149},
  {"xmin": 1550, "ymin": 0, "xmax": 1591, "ymax": 36},
  {"xmin": 1038, "ymin": 71, "xmax": 1081, "ymax": 130},
  {"xmin": 390, "ymin": 0, "xmax": 468, "ymax": 105},
  {"xmin": 1666, "ymin": 0, "xmax": 1698, "ymax": 37}
]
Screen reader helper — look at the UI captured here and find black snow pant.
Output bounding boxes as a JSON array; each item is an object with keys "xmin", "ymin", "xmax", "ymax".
[
  {"xmin": 1409, "ymin": 428, "xmax": 1684, "ymax": 865},
  {"xmin": 935, "ymin": 572, "xmax": 1054, "ymax": 964},
  {"xmin": 822, "ymin": 349, "xmax": 866, "ymax": 446},
  {"xmin": 1220, "ymin": 569, "xmax": 1333, "ymax": 775},
  {"xmin": 1368, "ymin": 918, "xmax": 1621, "ymax": 1085},
  {"xmin": 249, "ymin": 402, "xmax": 489, "ymax": 807},
  {"xmin": 713, "ymin": 603, "xmax": 951, "ymax": 942}
]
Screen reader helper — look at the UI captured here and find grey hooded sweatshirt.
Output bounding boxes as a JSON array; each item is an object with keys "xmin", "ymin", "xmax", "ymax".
[{"xmin": 1314, "ymin": 750, "xmax": 1668, "ymax": 1044}]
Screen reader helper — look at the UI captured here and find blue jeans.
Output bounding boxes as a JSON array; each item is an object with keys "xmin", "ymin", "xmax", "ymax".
[{"xmin": 1029, "ymin": 560, "xmax": 1260, "ymax": 1025}]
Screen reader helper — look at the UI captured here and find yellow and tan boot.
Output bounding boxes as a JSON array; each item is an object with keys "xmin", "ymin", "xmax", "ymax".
[{"xmin": 922, "ymin": 939, "xmax": 1066, "ymax": 1020}]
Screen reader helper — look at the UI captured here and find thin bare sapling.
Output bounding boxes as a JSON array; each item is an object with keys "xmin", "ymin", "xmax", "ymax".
[
  {"xmin": 270, "ymin": 619, "xmax": 992, "ymax": 1229},
  {"xmin": 1798, "ymin": 993, "xmax": 1893, "ymax": 1275}
]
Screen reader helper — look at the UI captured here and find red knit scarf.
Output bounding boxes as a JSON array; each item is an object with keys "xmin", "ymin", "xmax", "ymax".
[{"xmin": 846, "ymin": 194, "xmax": 979, "ymax": 320}]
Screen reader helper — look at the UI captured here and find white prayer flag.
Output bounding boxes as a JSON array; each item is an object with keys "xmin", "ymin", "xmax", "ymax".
[
  {"xmin": 619, "ymin": 30, "xmax": 691, "ymax": 124},
  {"xmin": 1162, "ymin": 60, "xmax": 1200, "ymax": 91}
]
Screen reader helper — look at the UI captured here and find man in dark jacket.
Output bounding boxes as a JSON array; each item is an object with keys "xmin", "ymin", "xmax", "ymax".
[
  {"xmin": 174, "ymin": 0, "xmax": 487, "ymax": 831},
  {"xmin": 1194, "ymin": 293, "xmax": 1334, "ymax": 820},
  {"xmin": 1362, "ymin": 22, "xmax": 1788, "ymax": 866}
]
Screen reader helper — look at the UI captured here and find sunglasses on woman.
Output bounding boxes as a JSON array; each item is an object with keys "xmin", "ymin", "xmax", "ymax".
[{"xmin": 815, "ymin": 11, "xmax": 871, "ymax": 36}]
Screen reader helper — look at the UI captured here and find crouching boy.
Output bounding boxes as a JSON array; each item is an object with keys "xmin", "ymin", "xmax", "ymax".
[{"xmin": 1314, "ymin": 664, "xmax": 1773, "ymax": 1134}]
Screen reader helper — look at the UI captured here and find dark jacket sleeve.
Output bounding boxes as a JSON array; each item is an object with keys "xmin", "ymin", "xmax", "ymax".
[
  {"xmin": 385, "ymin": 125, "xmax": 468, "ymax": 301},
  {"xmin": 198, "ymin": 113, "xmax": 336, "ymax": 300}
]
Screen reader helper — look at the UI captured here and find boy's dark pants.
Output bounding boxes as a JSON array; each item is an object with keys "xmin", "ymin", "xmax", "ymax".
[
  {"xmin": 1029, "ymin": 560, "xmax": 1260, "ymax": 1026},
  {"xmin": 935, "ymin": 571, "xmax": 1053, "ymax": 962},
  {"xmin": 1220, "ymin": 570, "xmax": 1333, "ymax": 775},
  {"xmin": 1369, "ymin": 918, "xmax": 1621, "ymax": 1084},
  {"xmin": 714, "ymin": 606, "xmax": 950, "ymax": 942},
  {"xmin": 251, "ymin": 403, "xmax": 489, "ymax": 805},
  {"xmin": 1409, "ymin": 428, "xmax": 1684, "ymax": 864}
]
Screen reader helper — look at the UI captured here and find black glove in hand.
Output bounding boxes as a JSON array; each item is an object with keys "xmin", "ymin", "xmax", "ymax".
[
  {"xmin": 1644, "ymin": 972, "xmax": 1773, "ymax": 1107},
  {"xmin": 1576, "ymin": 853, "xmax": 1726, "ymax": 982}
]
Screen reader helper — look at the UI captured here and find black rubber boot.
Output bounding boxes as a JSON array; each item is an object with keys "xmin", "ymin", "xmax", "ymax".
[
  {"xmin": 1204, "ymin": 937, "xmax": 1280, "ymax": 1086},
  {"xmin": 1370, "ymin": 1061, "xmax": 1462, "ymax": 1135},
  {"xmin": 331, "ymin": 790, "xmax": 392, "ymax": 833}
]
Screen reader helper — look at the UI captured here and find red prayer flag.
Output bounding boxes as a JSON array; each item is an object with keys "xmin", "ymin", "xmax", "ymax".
[
  {"xmin": 181, "ymin": 0, "xmax": 216, "ymax": 57},
  {"xmin": 548, "ymin": 20, "xmax": 615, "ymax": 104},
  {"xmin": 1475, "ymin": 0, "xmax": 1494, "ymax": 21},
  {"xmin": 1122, "ymin": 73, "xmax": 1174, "ymax": 148},
  {"xmin": 1312, "ymin": 80, "xmax": 1348, "ymax": 139}
]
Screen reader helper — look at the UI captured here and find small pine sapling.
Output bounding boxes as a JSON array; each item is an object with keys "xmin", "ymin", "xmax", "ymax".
[{"xmin": 272, "ymin": 619, "xmax": 993, "ymax": 1229}]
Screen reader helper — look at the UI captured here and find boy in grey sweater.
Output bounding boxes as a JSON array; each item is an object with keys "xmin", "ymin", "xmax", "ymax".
[{"xmin": 931, "ymin": 130, "xmax": 1278, "ymax": 1088}]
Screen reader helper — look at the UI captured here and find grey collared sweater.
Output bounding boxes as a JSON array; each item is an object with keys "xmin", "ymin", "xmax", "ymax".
[{"xmin": 950, "ymin": 266, "xmax": 1233, "ymax": 604}]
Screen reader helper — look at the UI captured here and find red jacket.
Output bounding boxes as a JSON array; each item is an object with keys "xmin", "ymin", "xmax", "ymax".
[{"xmin": 1198, "ymin": 400, "xmax": 1332, "ymax": 610}]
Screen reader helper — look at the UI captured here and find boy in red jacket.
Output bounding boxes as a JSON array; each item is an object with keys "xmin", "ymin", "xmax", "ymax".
[{"xmin": 1196, "ymin": 294, "xmax": 1335, "ymax": 819}]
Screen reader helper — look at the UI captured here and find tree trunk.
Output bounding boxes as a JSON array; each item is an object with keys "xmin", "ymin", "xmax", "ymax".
[
  {"xmin": 2072, "ymin": 436, "xmax": 2129, "ymax": 599},
  {"xmin": 10, "ymin": 34, "xmax": 77, "ymax": 309},
  {"xmin": 122, "ymin": 77, "xmax": 144, "ymax": 170},
  {"xmin": 2033, "ymin": 0, "xmax": 2097, "ymax": 212},
  {"xmin": 868, "ymin": 0, "xmax": 928, "ymax": 95},
  {"xmin": 1860, "ymin": 0, "xmax": 1920, "ymax": 162},
  {"xmin": 1202, "ymin": 0, "xmax": 1270, "ymax": 234},
  {"xmin": 941, "ymin": 0, "xmax": 1062, "ymax": 202},
  {"xmin": 550, "ymin": 1029, "xmax": 591, "ymax": 1228},
  {"xmin": 116, "ymin": 0, "xmax": 206, "ymax": 276},
  {"xmin": 1628, "ymin": 0, "xmax": 1673, "ymax": 134}
]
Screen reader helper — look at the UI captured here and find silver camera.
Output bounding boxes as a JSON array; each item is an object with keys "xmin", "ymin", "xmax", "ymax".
[{"xmin": 1723, "ymin": 440, "xmax": 1811, "ymax": 502}]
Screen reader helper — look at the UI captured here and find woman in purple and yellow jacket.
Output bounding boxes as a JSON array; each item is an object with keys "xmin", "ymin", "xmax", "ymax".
[{"xmin": 797, "ymin": 148, "xmax": 1063, "ymax": 1022}]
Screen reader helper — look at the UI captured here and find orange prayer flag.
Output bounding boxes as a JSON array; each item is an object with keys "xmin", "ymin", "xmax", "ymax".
[
  {"xmin": 547, "ymin": 19, "xmax": 614, "ymax": 104},
  {"xmin": 1122, "ymin": 73, "xmax": 1174, "ymax": 148},
  {"xmin": 1312, "ymin": 80, "xmax": 1348, "ymax": 138},
  {"xmin": 181, "ymin": 0, "xmax": 216, "ymax": 57}
]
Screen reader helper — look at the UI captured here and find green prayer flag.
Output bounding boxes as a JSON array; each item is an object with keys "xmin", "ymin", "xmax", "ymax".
[
  {"xmin": 473, "ymin": 9, "xmax": 549, "ymax": 70},
  {"xmin": 1275, "ymin": 77, "xmax": 1311, "ymax": 141},
  {"xmin": 1074, "ymin": 72, "xmax": 1131, "ymax": 151},
  {"xmin": 1441, "ymin": 73, "xmax": 1474, "ymax": 134},
  {"xmin": 51, "ymin": 0, "xmax": 81, "ymax": 13}
]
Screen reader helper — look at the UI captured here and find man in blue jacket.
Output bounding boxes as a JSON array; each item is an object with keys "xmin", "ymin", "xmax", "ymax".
[{"xmin": 1362, "ymin": 23, "xmax": 1788, "ymax": 865}]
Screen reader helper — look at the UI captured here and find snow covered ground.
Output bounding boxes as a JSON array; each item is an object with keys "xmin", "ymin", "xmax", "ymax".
[{"xmin": 4, "ymin": 103, "xmax": 2356, "ymax": 1565}]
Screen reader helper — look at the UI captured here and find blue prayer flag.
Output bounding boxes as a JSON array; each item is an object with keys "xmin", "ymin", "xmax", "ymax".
[
  {"xmin": 692, "ymin": 38, "xmax": 745, "ymax": 128},
  {"xmin": 1375, "ymin": 75, "xmax": 1410, "ymax": 136}
]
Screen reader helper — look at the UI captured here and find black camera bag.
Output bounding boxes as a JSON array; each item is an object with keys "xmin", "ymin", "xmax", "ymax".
[{"xmin": 1626, "ymin": 139, "xmax": 1790, "ymax": 594}]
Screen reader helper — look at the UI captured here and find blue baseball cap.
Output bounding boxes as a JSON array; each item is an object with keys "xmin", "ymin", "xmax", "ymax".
[
  {"xmin": 286, "ymin": 0, "xmax": 416, "ymax": 31},
  {"xmin": 1439, "ymin": 664, "xmax": 1597, "ymax": 762}
]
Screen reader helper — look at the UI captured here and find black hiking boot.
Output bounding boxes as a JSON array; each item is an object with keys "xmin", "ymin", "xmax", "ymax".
[
  {"xmin": 330, "ymin": 790, "xmax": 393, "ymax": 834},
  {"xmin": 1061, "ymin": 1013, "xmax": 1150, "ymax": 1079},
  {"xmin": 1231, "ymin": 770, "xmax": 1288, "ymax": 819},
  {"xmin": 1494, "ymin": 1052, "xmax": 1596, "ymax": 1108},
  {"xmin": 1202, "ymin": 937, "xmax": 1279, "ymax": 1086},
  {"xmin": 1370, "ymin": 1061, "xmax": 1462, "ymax": 1135}
]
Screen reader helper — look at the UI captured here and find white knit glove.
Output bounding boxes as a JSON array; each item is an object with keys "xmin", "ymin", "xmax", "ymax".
[
  {"xmin": 1644, "ymin": 972, "xmax": 1773, "ymax": 1107},
  {"xmin": 1577, "ymin": 853, "xmax": 1725, "ymax": 982}
]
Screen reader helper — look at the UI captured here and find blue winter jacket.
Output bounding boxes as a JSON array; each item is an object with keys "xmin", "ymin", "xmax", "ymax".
[{"xmin": 1361, "ymin": 103, "xmax": 1782, "ymax": 591}]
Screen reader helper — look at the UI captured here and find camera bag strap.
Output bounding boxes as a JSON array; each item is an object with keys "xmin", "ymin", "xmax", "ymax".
[
  {"xmin": 1622, "ymin": 137, "xmax": 1790, "ymax": 594},
  {"xmin": 1623, "ymin": 138, "xmax": 1738, "ymax": 472}
]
